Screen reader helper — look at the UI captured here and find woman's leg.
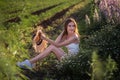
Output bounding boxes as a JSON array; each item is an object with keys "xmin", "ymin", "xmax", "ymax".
[{"xmin": 30, "ymin": 45, "xmax": 65, "ymax": 64}]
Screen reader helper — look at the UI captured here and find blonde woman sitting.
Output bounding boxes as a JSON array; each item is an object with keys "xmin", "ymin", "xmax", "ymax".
[{"xmin": 17, "ymin": 18, "xmax": 80, "ymax": 69}]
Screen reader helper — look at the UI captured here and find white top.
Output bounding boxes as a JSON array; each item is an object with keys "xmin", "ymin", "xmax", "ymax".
[{"xmin": 66, "ymin": 43, "xmax": 79, "ymax": 54}]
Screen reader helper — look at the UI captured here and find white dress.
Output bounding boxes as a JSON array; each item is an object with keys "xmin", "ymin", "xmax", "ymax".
[{"xmin": 66, "ymin": 43, "xmax": 79, "ymax": 55}]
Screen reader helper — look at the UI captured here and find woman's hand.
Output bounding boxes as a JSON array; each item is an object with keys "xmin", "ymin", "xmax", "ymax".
[
  {"xmin": 36, "ymin": 30, "xmax": 41, "ymax": 35},
  {"xmin": 41, "ymin": 33, "xmax": 46, "ymax": 40}
]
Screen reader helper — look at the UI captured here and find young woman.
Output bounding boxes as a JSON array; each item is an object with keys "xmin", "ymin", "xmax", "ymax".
[{"xmin": 17, "ymin": 18, "xmax": 80, "ymax": 69}]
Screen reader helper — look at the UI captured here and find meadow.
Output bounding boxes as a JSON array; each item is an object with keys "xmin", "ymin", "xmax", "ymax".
[{"xmin": 0, "ymin": 0, "xmax": 120, "ymax": 80}]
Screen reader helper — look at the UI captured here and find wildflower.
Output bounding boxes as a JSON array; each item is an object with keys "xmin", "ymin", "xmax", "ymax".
[{"xmin": 85, "ymin": 14, "xmax": 90, "ymax": 26}]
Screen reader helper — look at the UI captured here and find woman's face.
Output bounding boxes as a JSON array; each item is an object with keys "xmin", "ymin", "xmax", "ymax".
[{"xmin": 67, "ymin": 22, "xmax": 75, "ymax": 34}]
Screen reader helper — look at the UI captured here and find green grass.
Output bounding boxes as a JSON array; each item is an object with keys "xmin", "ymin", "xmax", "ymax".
[
  {"xmin": 0, "ymin": 0, "xmax": 81, "ymax": 23},
  {"xmin": 0, "ymin": 0, "xmax": 93, "ymax": 79}
]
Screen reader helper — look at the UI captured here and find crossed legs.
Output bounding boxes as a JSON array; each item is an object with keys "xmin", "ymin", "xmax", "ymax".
[{"xmin": 29, "ymin": 45, "xmax": 65, "ymax": 64}]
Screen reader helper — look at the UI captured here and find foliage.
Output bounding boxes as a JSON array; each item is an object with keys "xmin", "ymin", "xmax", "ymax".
[
  {"xmin": 98, "ymin": 0, "xmax": 120, "ymax": 24},
  {"xmin": 54, "ymin": 51, "xmax": 91, "ymax": 80},
  {"xmin": 0, "ymin": 15, "xmax": 35, "ymax": 79},
  {"xmin": 0, "ymin": 0, "xmax": 120, "ymax": 80},
  {"xmin": 91, "ymin": 51, "xmax": 117, "ymax": 80},
  {"xmin": 83, "ymin": 0, "xmax": 120, "ymax": 79},
  {"xmin": 84, "ymin": 24, "xmax": 120, "ymax": 59}
]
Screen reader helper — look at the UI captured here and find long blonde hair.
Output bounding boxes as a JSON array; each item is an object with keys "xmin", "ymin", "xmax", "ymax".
[{"xmin": 62, "ymin": 18, "xmax": 80, "ymax": 38}]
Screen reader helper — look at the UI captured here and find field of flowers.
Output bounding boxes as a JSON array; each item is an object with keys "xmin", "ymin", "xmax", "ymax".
[{"xmin": 0, "ymin": 0, "xmax": 120, "ymax": 80}]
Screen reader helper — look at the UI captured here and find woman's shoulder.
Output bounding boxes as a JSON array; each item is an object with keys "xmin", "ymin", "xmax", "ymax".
[{"xmin": 73, "ymin": 33, "xmax": 79, "ymax": 39}]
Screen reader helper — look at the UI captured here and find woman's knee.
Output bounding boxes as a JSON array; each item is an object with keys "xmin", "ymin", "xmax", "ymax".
[
  {"xmin": 49, "ymin": 45, "xmax": 59, "ymax": 51},
  {"xmin": 47, "ymin": 45, "xmax": 55, "ymax": 51}
]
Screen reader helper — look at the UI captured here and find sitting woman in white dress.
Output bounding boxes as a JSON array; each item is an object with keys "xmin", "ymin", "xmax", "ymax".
[{"xmin": 17, "ymin": 18, "xmax": 80, "ymax": 69}]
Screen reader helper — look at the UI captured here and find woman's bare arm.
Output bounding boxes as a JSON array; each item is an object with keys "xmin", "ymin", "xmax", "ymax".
[
  {"xmin": 41, "ymin": 34, "xmax": 78, "ymax": 47},
  {"xmin": 54, "ymin": 31, "xmax": 64, "ymax": 43}
]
